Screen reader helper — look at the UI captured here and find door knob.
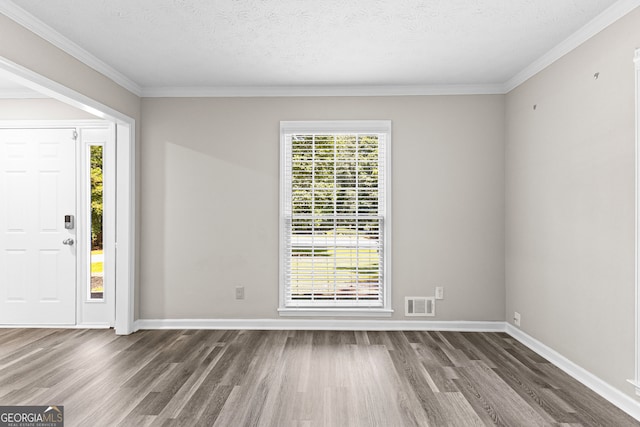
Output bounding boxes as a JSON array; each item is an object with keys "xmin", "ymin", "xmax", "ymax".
[{"xmin": 62, "ymin": 238, "xmax": 74, "ymax": 246}]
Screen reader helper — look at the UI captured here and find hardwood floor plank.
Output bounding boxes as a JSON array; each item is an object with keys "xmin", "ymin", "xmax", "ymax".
[
  {"xmin": 463, "ymin": 332, "xmax": 554, "ymax": 389},
  {"xmin": 492, "ymin": 365, "xmax": 580, "ymax": 424},
  {"xmin": 195, "ymin": 384, "xmax": 234, "ymax": 426},
  {"xmin": 423, "ymin": 365, "xmax": 459, "ymax": 393},
  {"xmin": 537, "ymin": 363, "xmax": 639, "ymax": 426},
  {"xmin": 456, "ymin": 363, "xmax": 553, "ymax": 426},
  {"xmin": 0, "ymin": 329, "xmax": 636, "ymax": 427},
  {"xmin": 435, "ymin": 391, "xmax": 486, "ymax": 427},
  {"xmin": 386, "ymin": 331, "xmax": 450, "ymax": 426},
  {"xmin": 441, "ymin": 332, "xmax": 498, "ymax": 369},
  {"xmin": 452, "ymin": 374, "xmax": 511, "ymax": 426},
  {"xmin": 213, "ymin": 331, "xmax": 289, "ymax": 426},
  {"xmin": 154, "ymin": 345, "xmax": 225, "ymax": 421},
  {"xmin": 269, "ymin": 332, "xmax": 323, "ymax": 427},
  {"xmin": 364, "ymin": 344, "xmax": 429, "ymax": 427},
  {"xmin": 413, "ymin": 331, "xmax": 456, "ymax": 367}
]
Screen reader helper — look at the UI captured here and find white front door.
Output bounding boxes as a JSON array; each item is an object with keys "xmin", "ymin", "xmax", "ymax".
[{"xmin": 0, "ymin": 128, "xmax": 77, "ymax": 325}]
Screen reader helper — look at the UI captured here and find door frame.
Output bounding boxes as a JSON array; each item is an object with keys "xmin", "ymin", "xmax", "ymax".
[{"xmin": 0, "ymin": 57, "xmax": 136, "ymax": 335}]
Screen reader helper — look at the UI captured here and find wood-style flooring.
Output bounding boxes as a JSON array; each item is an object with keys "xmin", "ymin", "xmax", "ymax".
[{"xmin": 0, "ymin": 328, "xmax": 637, "ymax": 426}]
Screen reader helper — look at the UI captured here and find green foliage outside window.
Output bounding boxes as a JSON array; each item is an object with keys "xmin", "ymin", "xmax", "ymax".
[
  {"xmin": 291, "ymin": 134, "xmax": 379, "ymax": 234},
  {"xmin": 90, "ymin": 145, "xmax": 103, "ymax": 250}
]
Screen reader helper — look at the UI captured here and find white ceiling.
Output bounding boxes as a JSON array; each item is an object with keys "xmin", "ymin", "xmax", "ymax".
[
  {"xmin": 0, "ymin": 77, "xmax": 26, "ymax": 91},
  {"xmin": 0, "ymin": 75, "xmax": 42, "ymax": 98},
  {"xmin": 2, "ymin": 0, "xmax": 636, "ymax": 96}
]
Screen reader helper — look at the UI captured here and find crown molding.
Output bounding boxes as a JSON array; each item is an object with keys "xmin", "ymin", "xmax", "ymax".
[
  {"xmin": 141, "ymin": 83, "xmax": 507, "ymax": 98},
  {"xmin": 504, "ymin": 0, "xmax": 639, "ymax": 92},
  {"xmin": 0, "ymin": 1, "xmax": 142, "ymax": 96}
]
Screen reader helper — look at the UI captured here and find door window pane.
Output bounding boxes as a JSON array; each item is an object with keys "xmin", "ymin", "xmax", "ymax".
[{"xmin": 89, "ymin": 144, "xmax": 103, "ymax": 300}]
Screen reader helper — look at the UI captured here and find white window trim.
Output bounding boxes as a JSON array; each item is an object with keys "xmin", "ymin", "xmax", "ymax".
[{"xmin": 278, "ymin": 120, "xmax": 393, "ymax": 317}]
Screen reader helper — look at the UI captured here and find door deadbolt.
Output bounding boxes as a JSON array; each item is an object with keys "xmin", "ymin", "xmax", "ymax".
[{"xmin": 64, "ymin": 215, "xmax": 74, "ymax": 230}]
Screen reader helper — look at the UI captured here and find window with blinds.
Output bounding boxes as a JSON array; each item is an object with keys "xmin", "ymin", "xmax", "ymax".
[{"xmin": 279, "ymin": 121, "xmax": 391, "ymax": 315}]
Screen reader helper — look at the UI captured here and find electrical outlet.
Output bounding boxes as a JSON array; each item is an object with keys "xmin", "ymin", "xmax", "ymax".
[
  {"xmin": 435, "ymin": 287, "xmax": 444, "ymax": 300},
  {"xmin": 235, "ymin": 286, "xmax": 245, "ymax": 300},
  {"xmin": 514, "ymin": 311, "xmax": 521, "ymax": 327}
]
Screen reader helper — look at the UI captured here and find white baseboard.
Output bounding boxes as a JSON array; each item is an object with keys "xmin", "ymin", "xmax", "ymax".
[
  {"xmin": 505, "ymin": 324, "xmax": 640, "ymax": 422},
  {"xmin": 0, "ymin": 323, "xmax": 110, "ymax": 329},
  {"xmin": 76, "ymin": 322, "xmax": 111, "ymax": 329},
  {"xmin": 134, "ymin": 318, "xmax": 506, "ymax": 332}
]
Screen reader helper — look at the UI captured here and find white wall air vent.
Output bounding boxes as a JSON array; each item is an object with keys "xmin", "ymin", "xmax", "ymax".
[{"xmin": 405, "ymin": 297, "xmax": 435, "ymax": 317}]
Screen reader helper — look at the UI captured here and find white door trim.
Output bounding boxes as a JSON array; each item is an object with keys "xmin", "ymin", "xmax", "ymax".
[{"xmin": 0, "ymin": 57, "xmax": 136, "ymax": 335}]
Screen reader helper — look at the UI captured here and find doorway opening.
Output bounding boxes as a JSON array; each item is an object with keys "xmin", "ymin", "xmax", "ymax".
[{"xmin": 0, "ymin": 56, "xmax": 136, "ymax": 335}]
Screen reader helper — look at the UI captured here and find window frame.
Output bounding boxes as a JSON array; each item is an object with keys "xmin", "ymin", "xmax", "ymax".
[{"xmin": 278, "ymin": 120, "xmax": 393, "ymax": 317}]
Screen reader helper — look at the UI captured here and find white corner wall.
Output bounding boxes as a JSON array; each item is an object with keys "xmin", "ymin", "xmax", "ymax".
[{"xmin": 506, "ymin": 7, "xmax": 640, "ymax": 399}]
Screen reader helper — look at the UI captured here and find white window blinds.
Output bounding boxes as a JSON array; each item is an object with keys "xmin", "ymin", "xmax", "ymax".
[{"xmin": 280, "ymin": 121, "xmax": 390, "ymax": 311}]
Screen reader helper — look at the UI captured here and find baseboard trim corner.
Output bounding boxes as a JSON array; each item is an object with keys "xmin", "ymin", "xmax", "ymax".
[{"xmin": 505, "ymin": 324, "xmax": 640, "ymax": 422}]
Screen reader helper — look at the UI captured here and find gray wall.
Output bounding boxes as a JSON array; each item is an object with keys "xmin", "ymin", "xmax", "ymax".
[
  {"xmin": 140, "ymin": 95, "xmax": 505, "ymax": 320},
  {"xmin": 505, "ymin": 8, "xmax": 640, "ymax": 397}
]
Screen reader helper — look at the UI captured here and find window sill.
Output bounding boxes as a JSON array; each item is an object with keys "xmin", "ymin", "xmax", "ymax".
[{"xmin": 278, "ymin": 308, "xmax": 393, "ymax": 317}]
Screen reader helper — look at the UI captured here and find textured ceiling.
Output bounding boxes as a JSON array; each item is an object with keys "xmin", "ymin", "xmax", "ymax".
[{"xmin": 9, "ymin": 0, "xmax": 623, "ymax": 89}]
